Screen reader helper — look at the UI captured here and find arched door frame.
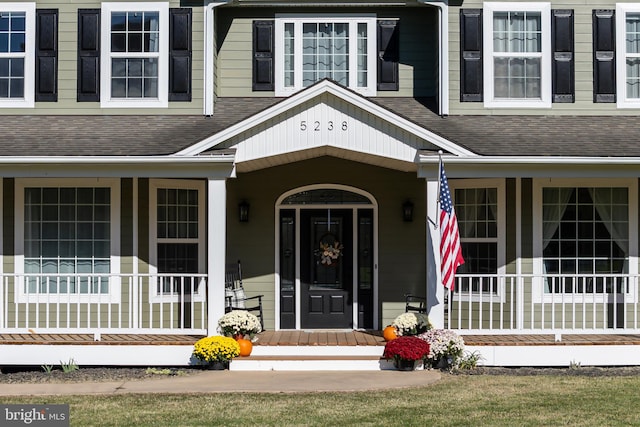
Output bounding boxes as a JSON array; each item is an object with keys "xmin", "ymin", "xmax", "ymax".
[{"xmin": 275, "ymin": 184, "xmax": 379, "ymax": 330}]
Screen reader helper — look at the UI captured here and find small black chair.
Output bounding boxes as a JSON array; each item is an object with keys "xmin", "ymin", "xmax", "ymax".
[
  {"xmin": 225, "ymin": 260, "xmax": 265, "ymax": 330},
  {"xmin": 404, "ymin": 293, "xmax": 427, "ymax": 314}
]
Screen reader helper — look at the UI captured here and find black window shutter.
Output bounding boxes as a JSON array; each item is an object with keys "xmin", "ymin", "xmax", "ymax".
[
  {"xmin": 552, "ymin": 10, "xmax": 574, "ymax": 103},
  {"xmin": 460, "ymin": 9, "xmax": 483, "ymax": 102},
  {"xmin": 593, "ymin": 10, "xmax": 616, "ymax": 103},
  {"xmin": 35, "ymin": 9, "xmax": 58, "ymax": 102},
  {"xmin": 377, "ymin": 20, "xmax": 399, "ymax": 91},
  {"xmin": 169, "ymin": 8, "xmax": 192, "ymax": 102},
  {"xmin": 253, "ymin": 21, "xmax": 274, "ymax": 91},
  {"xmin": 77, "ymin": 9, "xmax": 100, "ymax": 102}
]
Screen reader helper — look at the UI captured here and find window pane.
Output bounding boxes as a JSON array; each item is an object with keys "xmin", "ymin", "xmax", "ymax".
[
  {"xmin": 24, "ymin": 187, "xmax": 111, "ymax": 294},
  {"xmin": 110, "ymin": 10, "xmax": 161, "ymax": 99},
  {"xmin": 291, "ymin": 19, "xmax": 365, "ymax": 89},
  {"xmin": 627, "ymin": 59, "xmax": 640, "ymax": 99},
  {"xmin": 626, "ymin": 13, "xmax": 640, "ymax": 54},
  {"xmin": 542, "ymin": 186, "xmax": 629, "ymax": 293}
]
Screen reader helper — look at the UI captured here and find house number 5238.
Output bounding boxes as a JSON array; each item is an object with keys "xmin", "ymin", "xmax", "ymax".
[{"xmin": 300, "ymin": 120, "xmax": 348, "ymax": 131}]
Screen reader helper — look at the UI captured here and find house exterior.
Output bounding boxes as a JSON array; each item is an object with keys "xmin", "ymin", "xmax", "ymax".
[{"xmin": 2, "ymin": 0, "xmax": 640, "ymax": 367}]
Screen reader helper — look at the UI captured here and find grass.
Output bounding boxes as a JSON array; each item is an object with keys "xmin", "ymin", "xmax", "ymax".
[{"xmin": 2, "ymin": 374, "xmax": 640, "ymax": 426}]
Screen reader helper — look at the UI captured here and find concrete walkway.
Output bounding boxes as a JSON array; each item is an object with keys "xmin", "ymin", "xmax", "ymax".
[{"xmin": 0, "ymin": 370, "xmax": 441, "ymax": 396}]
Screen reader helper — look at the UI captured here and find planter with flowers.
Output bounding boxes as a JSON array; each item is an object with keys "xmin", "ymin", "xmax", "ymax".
[
  {"xmin": 383, "ymin": 336, "xmax": 431, "ymax": 371},
  {"xmin": 192, "ymin": 335, "xmax": 240, "ymax": 369},
  {"xmin": 218, "ymin": 310, "xmax": 262, "ymax": 357},
  {"xmin": 391, "ymin": 312, "xmax": 432, "ymax": 336},
  {"xmin": 417, "ymin": 329, "xmax": 465, "ymax": 370}
]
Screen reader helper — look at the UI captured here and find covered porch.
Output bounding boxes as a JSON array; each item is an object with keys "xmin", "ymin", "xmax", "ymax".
[{"xmin": 3, "ymin": 330, "xmax": 640, "ymax": 369}]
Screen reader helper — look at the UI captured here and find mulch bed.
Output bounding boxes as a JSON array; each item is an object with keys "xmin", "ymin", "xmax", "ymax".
[
  {"xmin": 0, "ymin": 366, "xmax": 201, "ymax": 384},
  {"xmin": 2, "ymin": 365, "xmax": 640, "ymax": 384}
]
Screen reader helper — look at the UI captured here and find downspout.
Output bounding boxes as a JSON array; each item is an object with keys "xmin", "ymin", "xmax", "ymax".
[
  {"xmin": 418, "ymin": 0, "xmax": 449, "ymax": 116},
  {"xmin": 204, "ymin": 2, "xmax": 228, "ymax": 116}
]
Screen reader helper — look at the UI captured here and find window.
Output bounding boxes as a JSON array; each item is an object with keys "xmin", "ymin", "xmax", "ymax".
[
  {"xmin": 450, "ymin": 180, "xmax": 505, "ymax": 299},
  {"xmin": 483, "ymin": 2, "xmax": 551, "ymax": 108},
  {"xmin": 275, "ymin": 15, "xmax": 376, "ymax": 96},
  {"xmin": 150, "ymin": 180, "xmax": 205, "ymax": 300},
  {"xmin": 15, "ymin": 179, "xmax": 120, "ymax": 301},
  {"xmin": 533, "ymin": 179, "xmax": 638, "ymax": 301},
  {"xmin": 617, "ymin": 4, "xmax": 640, "ymax": 108},
  {"xmin": 101, "ymin": 2, "xmax": 168, "ymax": 108},
  {"xmin": 0, "ymin": 3, "xmax": 34, "ymax": 107}
]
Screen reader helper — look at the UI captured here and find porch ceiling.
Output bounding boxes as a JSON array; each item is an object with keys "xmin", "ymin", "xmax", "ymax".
[{"xmin": 234, "ymin": 146, "xmax": 418, "ymax": 173}]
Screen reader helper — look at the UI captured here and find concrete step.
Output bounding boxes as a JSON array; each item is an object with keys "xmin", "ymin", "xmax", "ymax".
[{"xmin": 230, "ymin": 351, "xmax": 426, "ymax": 371}]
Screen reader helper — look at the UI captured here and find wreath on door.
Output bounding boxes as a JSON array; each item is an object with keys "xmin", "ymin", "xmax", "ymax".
[{"xmin": 314, "ymin": 232, "xmax": 344, "ymax": 266}]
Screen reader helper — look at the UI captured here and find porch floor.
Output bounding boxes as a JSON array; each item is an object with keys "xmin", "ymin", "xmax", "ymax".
[{"xmin": 3, "ymin": 331, "xmax": 640, "ymax": 346}]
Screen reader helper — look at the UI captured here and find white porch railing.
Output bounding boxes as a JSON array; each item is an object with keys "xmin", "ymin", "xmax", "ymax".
[
  {"xmin": 0, "ymin": 273, "xmax": 208, "ymax": 336},
  {"xmin": 447, "ymin": 274, "xmax": 640, "ymax": 335}
]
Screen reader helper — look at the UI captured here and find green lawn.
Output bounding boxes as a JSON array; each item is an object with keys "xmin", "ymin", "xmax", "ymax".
[{"xmin": 2, "ymin": 374, "xmax": 639, "ymax": 426}]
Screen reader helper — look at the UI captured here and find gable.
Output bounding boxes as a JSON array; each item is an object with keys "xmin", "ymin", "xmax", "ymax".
[
  {"xmin": 180, "ymin": 80, "xmax": 474, "ymax": 170},
  {"xmin": 222, "ymin": 93, "xmax": 439, "ymax": 169}
]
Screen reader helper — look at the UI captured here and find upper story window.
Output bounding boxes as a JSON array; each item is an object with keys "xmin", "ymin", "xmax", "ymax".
[
  {"xmin": 483, "ymin": 2, "xmax": 551, "ymax": 108},
  {"xmin": 0, "ymin": 3, "xmax": 34, "ymax": 108},
  {"xmin": 100, "ymin": 2, "xmax": 168, "ymax": 108},
  {"xmin": 617, "ymin": 4, "xmax": 640, "ymax": 108},
  {"xmin": 275, "ymin": 15, "xmax": 377, "ymax": 96}
]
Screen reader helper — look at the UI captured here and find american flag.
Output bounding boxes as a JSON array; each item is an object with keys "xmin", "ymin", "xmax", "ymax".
[{"xmin": 439, "ymin": 161, "xmax": 464, "ymax": 291}]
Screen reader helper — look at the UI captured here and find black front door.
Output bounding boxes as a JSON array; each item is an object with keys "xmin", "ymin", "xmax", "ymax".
[{"xmin": 300, "ymin": 209, "xmax": 353, "ymax": 329}]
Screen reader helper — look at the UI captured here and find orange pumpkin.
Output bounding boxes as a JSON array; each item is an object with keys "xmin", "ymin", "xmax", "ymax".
[
  {"xmin": 237, "ymin": 338, "xmax": 253, "ymax": 357},
  {"xmin": 383, "ymin": 325, "xmax": 398, "ymax": 342}
]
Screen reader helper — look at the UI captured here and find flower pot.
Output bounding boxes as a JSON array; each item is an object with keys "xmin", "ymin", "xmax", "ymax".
[
  {"xmin": 394, "ymin": 358, "xmax": 416, "ymax": 371},
  {"xmin": 435, "ymin": 357, "xmax": 452, "ymax": 370},
  {"xmin": 206, "ymin": 361, "xmax": 229, "ymax": 370}
]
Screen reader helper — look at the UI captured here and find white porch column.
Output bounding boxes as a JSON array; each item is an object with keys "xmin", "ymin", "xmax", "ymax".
[
  {"xmin": 426, "ymin": 177, "xmax": 445, "ymax": 328},
  {"xmin": 207, "ymin": 178, "xmax": 227, "ymax": 334}
]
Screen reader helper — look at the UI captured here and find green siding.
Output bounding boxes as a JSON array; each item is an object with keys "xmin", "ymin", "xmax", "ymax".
[
  {"xmin": 0, "ymin": 0, "xmax": 204, "ymax": 116},
  {"xmin": 449, "ymin": 0, "xmax": 640, "ymax": 115},
  {"xmin": 216, "ymin": 7, "xmax": 439, "ymax": 98}
]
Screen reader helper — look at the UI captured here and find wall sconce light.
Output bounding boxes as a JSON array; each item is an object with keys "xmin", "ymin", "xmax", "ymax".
[
  {"xmin": 402, "ymin": 200, "xmax": 414, "ymax": 222},
  {"xmin": 239, "ymin": 201, "xmax": 250, "ymax": 222}
]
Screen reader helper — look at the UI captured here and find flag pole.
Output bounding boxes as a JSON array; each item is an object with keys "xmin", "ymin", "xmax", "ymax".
[{"xmin": 436, "ymin": 150, "xmax": 443, "ymax": 228}]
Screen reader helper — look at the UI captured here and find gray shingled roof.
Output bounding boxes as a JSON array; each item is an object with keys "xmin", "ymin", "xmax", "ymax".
[{"xmin": 1, "ymin": 96, "xmax": 639, "ymax": 158}]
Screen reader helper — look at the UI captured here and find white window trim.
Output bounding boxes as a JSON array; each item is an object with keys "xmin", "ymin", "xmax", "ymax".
[
  {"xmin": 532, "ymin": 178, "xmax": 638, "ymax": 304},
  {"xmin": 616, "ymin": 3, "xmax": 640, "ymax": 108},
  {"xmin": 14, "ymin": 178, "xmax": 121, "ymax": 304},
  {"xmin": 449, "ymin": 179, "xmax": 506, "ymax": 303},
  {"xmin": 483, "ymin": 2, "xmax": 552, "ymax": 109},
  {"xmin": 100, "ymin": 2, "xmax": 168, "ymax": 108},
  {"xmin": 0, "ymin": 3, "xmax": 35, "ymax": 108},
  {"xmin": 274, "ymin": 14, "xmax": 377, "ymax": 97},
  {"xmin": 149, "ymin": 179, "xmax": 206, "ymax": 303}
]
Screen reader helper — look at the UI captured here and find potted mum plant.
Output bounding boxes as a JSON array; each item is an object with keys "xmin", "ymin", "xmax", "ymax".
[
  {"xmin": 417, "ymin": 329, "xmax": 465, "ymax": 370},
  {"xmin": 383, "ymin": 336, "xmax": 431, "ymax": 371},
  {"xmin": 218, "ymin": 310, "xmax": 262, "ymax": 340},
  {"xmin": 192, "ymin": 335, "xmax": 240, "ymax": 369},
  {"xmin": 391, "ymin": 312, "xmax": 432, "ymax": 336}
]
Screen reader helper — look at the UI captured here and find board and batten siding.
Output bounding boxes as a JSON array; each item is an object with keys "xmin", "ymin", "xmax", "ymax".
[
  {"xmin": 0, "ymin": 0, "xmax": 204, "ymax": 116},
  {"xmin": 215, "ymin": 7, "xmax": 439, "ymax": 98},
  {"xmin": 450, "ymin": 0, "xmax": 638, "ymax": 116}
]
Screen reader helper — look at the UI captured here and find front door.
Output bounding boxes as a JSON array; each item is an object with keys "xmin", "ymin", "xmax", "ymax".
[{"xmin": 300, "ymin": 209, "xmax": 353, "ymax": 329}]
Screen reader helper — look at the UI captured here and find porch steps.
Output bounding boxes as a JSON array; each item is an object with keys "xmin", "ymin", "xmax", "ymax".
[{"xmin": 230, "ymin": 345, "xmax": 398, "ymax": 371}]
